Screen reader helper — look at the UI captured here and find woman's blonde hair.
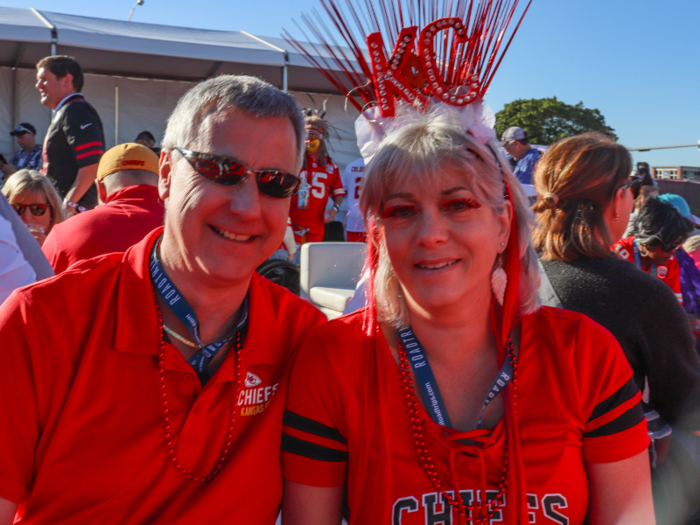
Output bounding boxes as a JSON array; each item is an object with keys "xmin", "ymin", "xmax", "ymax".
[
  {"xmin": 2, "ymin": 169, "xmax": 67, "ymax": 233},
  {"xmin": 359, "ymin": 109, "xmax": 540, "ymax": 328},
  {"xmin": 532, "ymin": 133, "xmax": 631, "ymax": 262}
]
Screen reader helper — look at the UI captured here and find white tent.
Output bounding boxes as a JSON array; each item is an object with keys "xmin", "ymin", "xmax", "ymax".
[{"xmin": 0, "ymin": 7, "xmax": 363, "ymax": 170}]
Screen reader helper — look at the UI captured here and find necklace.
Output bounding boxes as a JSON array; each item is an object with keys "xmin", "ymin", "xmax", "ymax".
[
  {"xmin": 163, "ymin": 325, "xmax": 199, "ymax": 348},
  {"xmin": 397, "ymin": 338, "xmax": 518, "ymax": 521},
  {"xmin": 152, "ymin": 286, "xmax": 243, "ymax": 482}
]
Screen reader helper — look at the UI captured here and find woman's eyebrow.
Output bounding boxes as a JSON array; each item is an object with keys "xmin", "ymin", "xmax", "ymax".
[
  {"xmin": 441, "ymin": 186, "xmax": 469, "ymax": 196},
  {"xmin": 385, "ymin": 192, "xmax": 413, "ymax": 200}
]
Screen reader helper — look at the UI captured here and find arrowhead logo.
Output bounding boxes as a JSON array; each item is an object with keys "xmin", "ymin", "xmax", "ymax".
[{"xmin": 245, "ymin": 372, "xmax": 262, "ymax": 388}]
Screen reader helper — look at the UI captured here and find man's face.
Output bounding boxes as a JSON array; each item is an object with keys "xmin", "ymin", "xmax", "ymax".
[
  {"xmin": 305, "ymin": 133, "xmax": 321, "ymax": 155},
  {"xmin": 35, "ymin": 67, "xmax": 75, "ymax": 109},
  {"xmin": 158, "ymin": 108, "xmax": 298, "ymax": 287},
  {"xmin": 503, "ymin": 140, "xmax": 528, "ymax": 161},
  {"xmin": 16, "ymin": 133, "xmax": 35, "ymax": 151}
]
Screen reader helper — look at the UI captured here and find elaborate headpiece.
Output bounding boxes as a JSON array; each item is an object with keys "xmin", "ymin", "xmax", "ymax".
[
  {"xmin": 286, "ymin": 2, "xmax": 533, "ymax": 522},
  {"xmin": 284, "ymin": 0, "xmax": 532, "ymax": 160}
]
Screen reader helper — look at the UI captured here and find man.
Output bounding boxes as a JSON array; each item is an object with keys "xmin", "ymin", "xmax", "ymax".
[
  {"xmin": 0, "ymin": 124, "xmax": 42, "ymax": 180},
  {"xmin": 501, "ymin": 126, "xmax": 541, "ymax": 185},
  {"xmin": 0, "ymin": 75, "xmax": 326, "ymax": 524},
  {"xmin": 289, "ymin": 115, "xmax": 346, "ymax": 244},
  {"xmin": 36, "ymin": 55, "xmax": 105, "ymax": 214},
  {"xmin": 341, "ymin": 156, "xmax": 367, "ymax": 242},
  {"xmin": 135, "ymin": 131, "xmax": 156, "ymax": 149},
  {"xmin": 42, "ymin": 143, "xmax": 165, "ymax": 273}
]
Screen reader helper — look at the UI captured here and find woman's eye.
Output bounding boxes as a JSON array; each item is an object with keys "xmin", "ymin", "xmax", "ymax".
[
  {"xmin": 381, "ymin": 205, "xmax": 416, "ymax": 219},
  {"xmin": 442, "ymin": 198, "xmax": 481, "ymax": 211}
]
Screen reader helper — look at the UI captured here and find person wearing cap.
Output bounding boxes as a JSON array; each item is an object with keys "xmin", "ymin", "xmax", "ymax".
[
  {"xmin": 0, "ymin": 124, "xmax": 42, "ymax": 179},
  {"xmin": 289, "ymin": 115, "xmax": 346, "ymax": 245},
  {"xmin": 500, "ymin": 126, "xmax": 541, "ymax": 185},
  {"xmin": 41, "ymin": 143, "xmax": 165, "ymax": 273},
  {"xmin": 0, "ymin": 75, "xmax": 326, "ymax": 524},
  {"xmin": 35, "ymin": 55, "xmax": 105, "ymax": 215}
]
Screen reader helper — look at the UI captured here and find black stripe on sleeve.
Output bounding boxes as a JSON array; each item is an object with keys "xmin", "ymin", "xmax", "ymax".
[
  {"xmin": 282, "ymin": 433, "xmax": 349, "ymax": 462},
  {"xmin": 587, "ymin": 377, "xmax": 639, "ymax": 423},
  {"xmin": 583, "ymin": 402, "xmax": 645, "ymax": 438},
  {"xmin": 284, "ymin": 410, "xmax": 347, "ymax": 444}
]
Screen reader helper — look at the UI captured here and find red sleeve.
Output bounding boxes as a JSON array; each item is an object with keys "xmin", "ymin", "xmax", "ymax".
[
  {"xmin": 63, "ymin": 104, "xmax": 104, "ymax": 168},
  {"xmin": 0, "ymin": 290, "xmax": 44, "ymax": 503},
  {"xmin": 612, "ymin": 238, "xmax": 633, "ymax": 262},
  {"xmin": 282, "ymin": 329, "xmax": 348, "ymax": 487},
  {"xmin": 575, "ymin": 316, "xmax": 650, "ymax": 463},
  {"xmin": 329, "ymin": 161, "xmax": 346, "ymax": 198}
]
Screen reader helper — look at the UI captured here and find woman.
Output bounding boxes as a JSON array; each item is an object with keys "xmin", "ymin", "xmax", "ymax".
[
  {"xmin": 1, "ymin": 169, "xmax": 66, "ymax": 247},
  {"xmin": 533, "ymin": 133, "xmax": 700, "ymax": 523},
  {"xmin": 281, "ymin": 115, "xmax": 653, "ymax": 524}
]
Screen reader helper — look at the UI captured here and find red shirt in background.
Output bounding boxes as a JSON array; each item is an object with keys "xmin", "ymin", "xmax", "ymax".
[
  {"xmin": 0, "ymin": 228, "xmax": 327, "ymax": 524},
  {"xmin": 613, "ymin": 236, "xmax": 683, "ymax": 305},
  {"xmin": 289, "ymin": 154, "xmax": 346, "ymax": 241},
  {"xmin": 42, "ymin": 185, "xmax": 164, "ymax": 273},
  {"xmin": 282, "ymin": 308, "xmax": 649, "ymax": 524}
]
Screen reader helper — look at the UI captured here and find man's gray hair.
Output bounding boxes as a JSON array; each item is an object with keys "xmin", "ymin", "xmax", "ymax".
[{"xmin": 162, "ymin": 75, "xmax": 305, "ymax": 168}]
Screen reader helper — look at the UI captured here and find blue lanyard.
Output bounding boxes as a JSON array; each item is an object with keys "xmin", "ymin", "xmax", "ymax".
[
  {"xmin": 150, "ymin": 240, "xmax": 248, "ymax": 385},
  {"xmin": 398, "ymin": 327, "xmax": 513, "ymax": 430},
  {"xmin": 633, "ymin": 239, "xmax": 656, "ymax": 277}
]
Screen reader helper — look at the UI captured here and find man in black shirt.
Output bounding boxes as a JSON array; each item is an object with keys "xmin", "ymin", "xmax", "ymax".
[{"xmin": 36, "ymin": 55, "xmax": 105, "ymax": 214}]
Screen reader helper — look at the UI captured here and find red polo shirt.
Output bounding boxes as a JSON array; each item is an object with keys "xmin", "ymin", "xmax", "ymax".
[
  {"xmin": 42, "ymin": 185, "xmax": 164, "ymax": 274},
  {"xmin": 0, "ymin": 228, "xmax": 326, "ymax": 524}
]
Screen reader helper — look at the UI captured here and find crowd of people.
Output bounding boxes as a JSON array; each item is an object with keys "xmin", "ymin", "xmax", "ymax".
[{"xmin": 0, "ymin": 27, "xmax": 698, "ymax": 525}]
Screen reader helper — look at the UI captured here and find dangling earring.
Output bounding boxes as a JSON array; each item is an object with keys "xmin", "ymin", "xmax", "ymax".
[{"xmin": 491, "ymin": 252, "xmax": 507, "ymax": 306}]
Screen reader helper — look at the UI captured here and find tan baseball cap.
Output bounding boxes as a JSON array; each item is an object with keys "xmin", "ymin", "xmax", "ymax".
[{"xmin": 97, "ymin": 142, "xmax": 159, "ymax": 181}]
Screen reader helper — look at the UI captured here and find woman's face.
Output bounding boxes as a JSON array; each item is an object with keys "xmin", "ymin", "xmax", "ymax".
[
  {"xmin": 379, "ymin": 168, "xmax": 511, "ymax": 316},
  {"xmin": 12, "ymin": 190, "xmax": 53, "ymax": 233}
]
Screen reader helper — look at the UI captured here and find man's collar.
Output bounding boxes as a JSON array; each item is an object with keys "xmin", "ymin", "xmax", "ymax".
[
  {"xmin": 104, "ymin": 184, "xmax": 160, "ymax": 205},
  {"xmin": 54, "ymin": 92, "xmax": 83, "ymax": 113},
  {"xmin": 112, "ymin": 228, "xmax": 278, "ymax": 366}
]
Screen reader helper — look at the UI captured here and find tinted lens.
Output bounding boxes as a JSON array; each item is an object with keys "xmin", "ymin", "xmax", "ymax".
[
  {"xmin": 256, "ymin": 171, "xmax": 301, "ymax": 198},
  {"xmin": 11, "ymin": 203, "xmax": 25, "ymax": 215},
  {"xmin": 11, "ymin": 203, "xmax": 48, "ymax": 216}
]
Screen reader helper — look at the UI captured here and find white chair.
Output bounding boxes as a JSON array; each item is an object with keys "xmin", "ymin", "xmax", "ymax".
[{"xmin": 300, "ymin": 242, "xmax": 367, "ymax": 320}]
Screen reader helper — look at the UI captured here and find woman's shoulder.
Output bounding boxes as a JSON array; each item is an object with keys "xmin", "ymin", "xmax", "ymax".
[{"xmin": 299, "ymin": 308, "xmax": 377, "ymax": 360}]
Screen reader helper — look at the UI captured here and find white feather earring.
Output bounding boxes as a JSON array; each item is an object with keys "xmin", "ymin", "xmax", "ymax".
[{"xmin": 491, "ymin": 252, "xmax": 507, "ymax": 306}]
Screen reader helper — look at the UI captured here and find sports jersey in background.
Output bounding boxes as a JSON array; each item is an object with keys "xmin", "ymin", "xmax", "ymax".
[
  {"xmin": 613, "ymin": 236, "xmax": 683, "ymax": 305},
  {"xmin": 341, "ymin": 158, "xmax": 366, "ymax": 233},
  {"xmin": 289, "ymin": 154, "xmax": 346, "ymax": 240},
  {"xmin": 282, "ymin": 307, "xmax": 649, "ymax": 525},
  {"xmin": 41, "ymin": 93, "xmax": 105, "ymax": 209},
  {"xmin": 0, "ymin": 227, "xmax": 327, "ymax": 524},
  {"xmin": 513, "ymin": 147, "xmax": 540, "ymax": 185}
]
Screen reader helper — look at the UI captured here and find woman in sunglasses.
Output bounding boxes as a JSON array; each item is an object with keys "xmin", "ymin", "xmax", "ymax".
[
  {"xmin": 533, "ymin": 134, "xmax": 700, "ymax": 523},
  {"xmin": 1, "ymin": 169, "xmax": 66, "ymax": 246},
  {"xmin": 282, "ymin": 116, "xmax": 654, "ymax": 524}
]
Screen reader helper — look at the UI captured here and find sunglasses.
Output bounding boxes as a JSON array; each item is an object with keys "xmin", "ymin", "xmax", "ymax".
[
  {"xmin": 11, "ymin": 202, "xmax": 50, "ymax": 216},
  {"xmin": 617, "ymin": 175, "xmax": 643, "ymax": 197},
  {"xmin": 174, "ymin": 147, "xmax": 301, "ymax": 199}
]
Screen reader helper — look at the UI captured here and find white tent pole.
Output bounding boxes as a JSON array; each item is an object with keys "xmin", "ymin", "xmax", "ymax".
[
  {"xmin": 283, "ymin": 53, "xmax": 289, "ymax": 92},
  {"xmin": 115, "ymin": 84, "xmax": 119, "ymax": 147},
  {"xmin": 240, "ymin": 31, "xmax": 288, "ymax": 90},
  {"xmin": 31, "ymin": 9, "xmax": 56, "ymax": 55}
]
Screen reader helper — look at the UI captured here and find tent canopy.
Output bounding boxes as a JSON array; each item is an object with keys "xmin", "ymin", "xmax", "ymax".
[{"xmin": 0, "ymin": 7, "xmax": 363, "ymax": 92}]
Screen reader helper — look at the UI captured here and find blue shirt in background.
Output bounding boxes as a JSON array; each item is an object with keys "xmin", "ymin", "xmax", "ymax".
[{"xmin": 513, "ymin": 148, "xmax": 541, "ymax": 185}]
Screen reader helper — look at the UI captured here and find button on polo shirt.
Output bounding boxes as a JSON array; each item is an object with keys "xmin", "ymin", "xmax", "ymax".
[{"xmin": 0, "ymin": 227, "xmax": 326, "ymax": 524}]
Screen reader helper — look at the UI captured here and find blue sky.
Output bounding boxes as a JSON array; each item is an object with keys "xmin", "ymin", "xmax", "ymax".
[{"xmin": 6, "ymin": 0, "xmax": 699, "ymax": 168}]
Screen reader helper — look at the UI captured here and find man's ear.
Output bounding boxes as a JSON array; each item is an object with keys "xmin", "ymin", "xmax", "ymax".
[
  {"xmin": 158, "ymin": 149, "xmax": 172, "ymax": 202},
  {"xmin": 62, "ymin": 73, "xmax": 74, "ymax": 91},
  {"xmin": 96, "ymin": 179, "xmax": 107, "ymax": 205}
]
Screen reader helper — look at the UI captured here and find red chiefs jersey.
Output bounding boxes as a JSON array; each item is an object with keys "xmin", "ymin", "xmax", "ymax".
[
  {"xmin": 289, "ymin": 154, "xmax": 346, "ymax": 238},
  {"xmin": 282, "ymin": 307, "xmax": 649, "ymax": 525},
  {"xmin": 613, "ymin": 236, "xmax": 683, "ymax": 305}
]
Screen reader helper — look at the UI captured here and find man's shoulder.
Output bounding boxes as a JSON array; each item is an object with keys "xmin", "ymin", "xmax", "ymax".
[{"xmin": 252, "ymin": 273, "xmax": 326, "ymax": 328}]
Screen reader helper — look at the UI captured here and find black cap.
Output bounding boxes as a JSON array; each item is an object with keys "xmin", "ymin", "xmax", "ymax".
[{"xmin": 10, "ymin": 123, "xmax": 36, "ymax": 136}]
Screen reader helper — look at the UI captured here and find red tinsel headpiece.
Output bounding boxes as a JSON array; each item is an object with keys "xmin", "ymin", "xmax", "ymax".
[{"xmin": 284, "ymin": 0, "xmax": 532, "ymax": 119}]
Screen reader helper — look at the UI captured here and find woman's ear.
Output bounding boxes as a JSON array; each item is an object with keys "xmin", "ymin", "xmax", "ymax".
[{"xmin": 498, "ymin": 200, "xmax": 513, "ymax": 251}]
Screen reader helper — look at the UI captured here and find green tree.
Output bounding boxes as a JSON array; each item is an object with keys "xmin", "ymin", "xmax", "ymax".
[{"xmin": 494, "ymin": 97, "xmax": 617, "ymax": 145}]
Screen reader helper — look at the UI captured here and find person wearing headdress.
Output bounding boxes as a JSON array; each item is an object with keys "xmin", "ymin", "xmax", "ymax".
[
  {"xmin": 280, "ymin": 1, "xmax": 654, "ymax": 523},
  {"xmin": 288, "ymin": 115, "xmax": 346, "ymax": 245}
]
